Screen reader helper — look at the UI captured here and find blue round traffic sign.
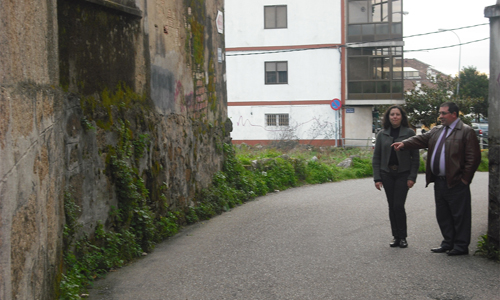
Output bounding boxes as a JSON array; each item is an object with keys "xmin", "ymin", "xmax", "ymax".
[{"xmin": 330, "ymin": 98, "xmax": 341, "ymax": 110}]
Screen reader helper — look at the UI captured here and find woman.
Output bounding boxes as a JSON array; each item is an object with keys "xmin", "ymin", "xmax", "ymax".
[{"xmin": 372, "ymin": 105, "xmax": 420, "ymax": 248}]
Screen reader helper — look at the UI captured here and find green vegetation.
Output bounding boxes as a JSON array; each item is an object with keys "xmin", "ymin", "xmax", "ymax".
[
  {"xmin": 60, "ymin": 143, "xmax": 376, "ymax": 298},
  {"xmin": 404, "ymin": 73, "xmax": 481, "ymax": 127},
  {"xmin": 475, "ymin": 234, "xmax": 499, "ymax": 262},
  {"xmin": 190, "ymin": 144, "xmax": 375, "ymax": 222},
  {"xmin": 60, "ymin": 120, "xmax": 180, "ymax": 300},
  {"xmin": 186, "ymin": 0, "xmax": 206, "ymax": 68},
  {"xmin": 459, "ymin": 66, "xmax": 489, "ymax": 122},
  {"xmin": 80, "ymin": 82, "xmax": 148, "ymax": 131},
  {"xmin": 60, "ymin": 142, "xmax": 491, "ymax": 298},
  {"xmin": 477, "ymin": 150, "xmax": 489, "ymax": 172},
  {"xmin": 80, "ymin": 116, "xmax": 95, "ymax": 132}
]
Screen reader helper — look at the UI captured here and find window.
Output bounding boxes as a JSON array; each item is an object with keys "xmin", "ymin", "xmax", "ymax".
[
  {"xmin": 347, "ymin": 46, "xmax": 403, "ymax": 99},
  {"xmin": 348, "ymin": 0, "xmax": 400, "ymax": 24},
  {"xmin": 404, "ymin": 70, "xmax": 420, "ymax": 79},
  {"xmin": 264, "ymin": 5, "xmax": 287, "ymax": 29},
  {"xmin": 347, "ymin": 0, "xmax": 403, "ymax": 43},
  {"xmin": 266, "ymin": 114, "xmax": 289, "ymax": 126},
  {"xmin": 348, "ymin": 1, "xmax": 368, "ymax": 23},
  {"xmin": 265, "ymin": 62, "xmax": 288, "ymax": 84}
]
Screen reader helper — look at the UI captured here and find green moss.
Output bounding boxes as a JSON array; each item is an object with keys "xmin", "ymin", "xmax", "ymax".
[
  {"xmin": 186, "ymin": 0, "xmax": 206, "ymax": 68},
  {"xmin": 61, "ymin": 83, "xmax": 176, "ymax": 298},
  {"xmin": 151, "ymin": 160, "xmax": 163, "ymax": 177},
  {"xmin": 80, "ymin": 82, "xmax": 148, "ymax": 131},
  {"xmin": 190, "ymin": 19, "xmax": 205, "ymax": 66},
  {"xmin": 207, "ymin": 57, "xmax": 217, "ymax": 111}
]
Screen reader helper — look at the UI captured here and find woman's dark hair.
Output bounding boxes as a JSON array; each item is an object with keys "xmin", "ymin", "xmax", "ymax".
[{"xmin": 382, "ymin": 105, "xmax": 409, "ymax": 129}]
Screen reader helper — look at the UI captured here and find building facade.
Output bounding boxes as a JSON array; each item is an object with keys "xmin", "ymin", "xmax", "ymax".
[
  {"xmin": 345, "ymin": 0, "xmax": 405, "ymax": 144},
  {"xmin": 225, "ymin": 0, "xmax": 343, "ymax": 146},
  {"xmin": 402, "ymin": 58, "xmax": 447, "ymax": 91},
  {"xmin": 226, "ymin": 0, "xmax": 405, "ymax": 146}
]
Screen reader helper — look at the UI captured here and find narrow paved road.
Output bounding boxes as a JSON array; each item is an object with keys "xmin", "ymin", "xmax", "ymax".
[{"xmin": 88, "ymin": 172, "xmax": 499, "ymax": 300}]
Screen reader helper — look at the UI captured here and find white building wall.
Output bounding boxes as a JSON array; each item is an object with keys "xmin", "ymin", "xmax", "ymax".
[
  {"xmin": 226, "ymin": 49, "xmax": 341, "ymax": 102},
  {"xmin": 225, "ymin": 0, "xmax": 342, "ymax": 48},
  {"xmin": 344, "ymin": 106, "xmax": 373, "ymax": 147},
  {"xmin": 229, "ymin": 105, "xmax": 341, "ymax": 142}
]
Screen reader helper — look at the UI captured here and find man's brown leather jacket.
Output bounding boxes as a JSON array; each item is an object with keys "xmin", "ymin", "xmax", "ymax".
[{"xmin": 402, "ymin": 119, "xmax": 481, "ymax": 188}]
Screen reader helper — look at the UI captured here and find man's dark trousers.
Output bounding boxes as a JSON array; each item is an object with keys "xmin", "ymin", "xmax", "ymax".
[{"xmin": 434, "ymin": 177, "xmax": 472, "ymax": 252}]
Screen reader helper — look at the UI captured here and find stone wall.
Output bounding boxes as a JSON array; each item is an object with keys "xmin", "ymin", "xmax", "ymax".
[
  {"xmin": 0, "ymin": 0, "xmax": 229, "ymax": 299},
  {"xmin": 0, "ymin": 0, "xmax": 64, "ymax": 298},
  {"xmin": 485, "ymin": 1, "xmax": 500, "ymax": 249}
]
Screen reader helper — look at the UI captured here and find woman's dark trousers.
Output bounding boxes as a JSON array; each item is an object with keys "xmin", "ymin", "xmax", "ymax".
[{"xmin": 381, "ymin": 170, "xmax": 410, "ymax": 239}]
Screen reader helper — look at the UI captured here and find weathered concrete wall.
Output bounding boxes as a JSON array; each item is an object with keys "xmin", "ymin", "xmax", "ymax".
[
  {"xmin": 0, "ymin": 85, "xmax": 65, "ymax": 300},
  {"xmin": 58, "ymin": 0, "xmax": 142, "ymax": 96},
  {"xmin": 0, "ymin": 0, "xmax": 64, "ymax": 298},
  {"xmin": 1, "ymin": 0, "xmax": 228, "ymax": 298},
  {"xmin": 485, "ymin": 1, "xmax": 500, "ymax": 249}
]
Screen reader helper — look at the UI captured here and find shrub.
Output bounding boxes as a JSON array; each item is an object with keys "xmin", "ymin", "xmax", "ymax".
[
  {"xmin": 419, "ymin": 157, "xmax": 426, "ymax": 173},
  {"xmin": 305, "ymin": 161, "xmax": 335, "ymax": 184},
  {"xmin": 264, "ymin": 157, "xmax": 297, "ymax": 190},
  {"xmin": 351, "ymin": 157, "xmax": 373, "ymax": 177}
]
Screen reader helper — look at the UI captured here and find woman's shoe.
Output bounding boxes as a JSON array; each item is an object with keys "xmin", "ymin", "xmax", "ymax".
[
  {"xmin": 399, "ymin": 238, "xmax": 408, "ymax": 248},
  {"xmin": 390, "ymin": 238, "xmax": 401, "ymax": 247}
]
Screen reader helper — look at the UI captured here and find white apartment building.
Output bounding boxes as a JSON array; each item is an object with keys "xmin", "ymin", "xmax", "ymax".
[{"xmin": 225, "ymin": 0, "xmax": 404, "ymax": 146}]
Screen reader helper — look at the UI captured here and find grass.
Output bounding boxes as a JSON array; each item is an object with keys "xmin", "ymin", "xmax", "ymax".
[
  {"xmin": 234, "ymin": 144, "xmax": 375, "ymax": 187},
  {"xmin": 477, "ymin": 150, "xmax": 489, "ymax": 172}
]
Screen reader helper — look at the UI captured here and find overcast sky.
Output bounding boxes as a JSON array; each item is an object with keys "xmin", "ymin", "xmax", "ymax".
[{"xmin": 403, "ymin": 0, "xmax": 492, "ymax": 76}]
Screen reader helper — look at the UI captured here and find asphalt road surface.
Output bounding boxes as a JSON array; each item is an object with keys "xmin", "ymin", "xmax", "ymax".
[{"xmin": 88, "ymin": 172, "xmax": 499, "ymax": 300}]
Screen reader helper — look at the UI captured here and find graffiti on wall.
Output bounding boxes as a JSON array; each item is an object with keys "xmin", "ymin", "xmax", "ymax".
[
  {"xmin": 233, "ymin": 115, "xmax": 340, "ymax": 140},
  {"xmin": 174, "ymin": 79, "xmax": 210, "ymax": 118}
]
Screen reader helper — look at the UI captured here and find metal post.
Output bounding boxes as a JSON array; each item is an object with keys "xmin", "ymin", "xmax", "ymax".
[{"xmin": 439, "ymin": 29, "xmax": 462, "ymax": 99}]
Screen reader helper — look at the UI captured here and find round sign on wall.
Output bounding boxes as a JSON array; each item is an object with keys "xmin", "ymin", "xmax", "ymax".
[
  {"xmin": 330, "ymin": 98, "xmax": 341, "ymax": 110},
  {"xmin": 216, "ymin": 11, "xmax": 223, "ymax": 34}
]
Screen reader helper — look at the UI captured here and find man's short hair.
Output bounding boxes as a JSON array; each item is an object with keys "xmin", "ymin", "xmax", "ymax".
[{"xmin": 441, "ymin": 102, "xmax": 460, "ymax": 116}]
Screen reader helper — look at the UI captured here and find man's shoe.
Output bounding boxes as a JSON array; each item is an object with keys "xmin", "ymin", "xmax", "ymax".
[
  {"xmin": 390, "ymin": 238, "xmax": 400, "ymax": 247},
  {"xmin": 447, "ymin": 249, "xmax": 469, "ymax": 256},
  {"xmin": 399, "ymin": 238, "xmax": 408, "ymax": 248},
  {"xmin": 431, "ymin": 247, "xmax": 451, "ymax": 253}
]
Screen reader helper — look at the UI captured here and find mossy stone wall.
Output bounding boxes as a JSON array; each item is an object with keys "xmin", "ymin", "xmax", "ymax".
[{"xmin": 1, "ymin": 0, "xmax": 229, "ymax": 298}]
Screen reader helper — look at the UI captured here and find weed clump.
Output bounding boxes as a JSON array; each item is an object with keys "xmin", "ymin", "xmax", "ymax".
[{"xmin": 475, "ymin": 234, "xmax": 499, "ymax": 262}]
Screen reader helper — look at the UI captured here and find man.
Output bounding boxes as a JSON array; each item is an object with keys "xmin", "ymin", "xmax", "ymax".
[{"xmin": 392, "ymin": 102, "xmax": 481, "ymax": 256}]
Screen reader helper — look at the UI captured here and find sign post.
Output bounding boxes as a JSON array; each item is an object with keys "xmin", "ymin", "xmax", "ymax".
[{"xmin": 330, "ymin": 98, "xmax": 341, "ymax": 111}]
